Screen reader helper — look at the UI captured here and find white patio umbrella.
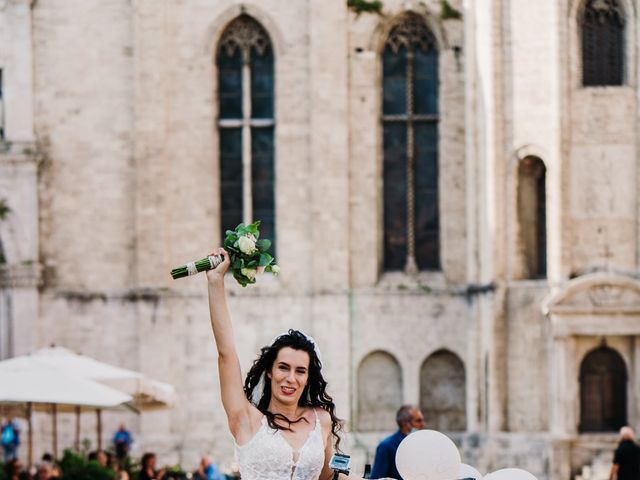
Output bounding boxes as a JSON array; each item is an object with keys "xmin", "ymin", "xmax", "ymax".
[
  {"xmin": 0, "ymin": 369, "xmax": 132, "ymax": 407},
  {"xmin": 0, "ymin": 365, "xmax": 132, "ymax": 468},
  {"xmin": 0, "ymin": 347, "xmax": 176, "ymax": 409}
]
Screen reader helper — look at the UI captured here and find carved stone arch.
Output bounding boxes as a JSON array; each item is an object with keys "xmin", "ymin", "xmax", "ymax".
[
  {"xmin": 204, "ymin": 4, "xmax": 285, "ymax": 59},
  {"xmin": 419, "ymin": 348, "xmax": 466, "ymax": 431},
  {"xmin": 357, "ymin": 350, "xmax": 403, "ymax": 431},
  {"xmin": 370, "ymin": 8, "xmax": 446, "ymax": 56}
]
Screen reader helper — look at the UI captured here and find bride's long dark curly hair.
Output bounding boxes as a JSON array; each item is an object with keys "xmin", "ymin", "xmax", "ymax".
[{"xmin": 243, "ymin": 329, "xmax": 344, "ymax": 450}]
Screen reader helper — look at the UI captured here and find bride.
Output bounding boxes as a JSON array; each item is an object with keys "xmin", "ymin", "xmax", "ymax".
[{"xmin": 206, "ymin": 248, "xmax": 357, "ymax": 480}]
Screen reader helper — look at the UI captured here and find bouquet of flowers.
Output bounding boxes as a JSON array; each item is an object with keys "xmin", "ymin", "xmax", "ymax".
[{"xmin": 170, "ymin": 221, "xmax": 279, "ymax": 287}]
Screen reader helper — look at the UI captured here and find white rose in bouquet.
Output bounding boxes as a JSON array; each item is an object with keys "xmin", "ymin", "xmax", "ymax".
[
  {"xmin": 238, "ymin": 235, "xmax": 257, "ymax": 255},
  {"xmin": 241, "ymin": 267, "xmax": 257, "ymax": 280}
]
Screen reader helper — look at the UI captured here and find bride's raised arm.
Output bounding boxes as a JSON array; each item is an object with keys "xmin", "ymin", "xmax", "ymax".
[{"xmin": 206, "ymin": 247, "xmax": 255, "ymax": 439}]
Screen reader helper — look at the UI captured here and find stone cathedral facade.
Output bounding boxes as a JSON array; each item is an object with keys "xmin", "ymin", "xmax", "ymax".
[{"xmin": 1, "ymin": 0, "xmax": 640, "ymax": 478}]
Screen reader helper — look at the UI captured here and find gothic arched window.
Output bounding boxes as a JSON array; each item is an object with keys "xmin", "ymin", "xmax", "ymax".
[
  {"xmin": 580, "ymin": 346, "xmax": 627, "ymax": 432},
  {"xmin": 217, "ymin": 15, "xmax": 276, "ymax": 250},
  {"xmin": 516, "ymin": 156, "xmax": 546, "ymax": 279},
  {"xmin": 580, "ymin": 0, "xmax": 625, "ymax": 86},
  {"xmin": 383, "ymin": 13, "xmax": 439, "ymax": 273},
  {"xmin": 420, "ymin": 350, "xmax": 466, "ymax": 431},
  {"xmin": 357, "ymin": 351, "xmax": 403, "ymax": 431}
]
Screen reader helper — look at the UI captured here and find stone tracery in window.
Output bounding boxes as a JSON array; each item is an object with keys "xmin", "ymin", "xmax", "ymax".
[{"xmin": 218, "ymin": 15, "xmax": 271, "ymax": 62}]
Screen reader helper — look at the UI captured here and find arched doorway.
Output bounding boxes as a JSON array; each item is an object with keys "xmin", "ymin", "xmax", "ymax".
[{"xmin": 579, "ymin": 346, "xmax": 627, "ymax": 432}]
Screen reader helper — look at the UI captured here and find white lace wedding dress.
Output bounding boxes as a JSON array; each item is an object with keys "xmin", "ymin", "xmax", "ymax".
[{"xmin": 237, "ymin": 410, "xmax": 325, "ymax": 480}]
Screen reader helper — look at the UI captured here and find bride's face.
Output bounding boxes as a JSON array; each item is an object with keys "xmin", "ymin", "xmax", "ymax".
[{"xmin": 267, "ymin": 347, "xmax": 311, "ymax": 406}]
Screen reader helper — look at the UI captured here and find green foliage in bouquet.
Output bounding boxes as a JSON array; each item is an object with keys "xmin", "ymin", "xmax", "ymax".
[
  {"xmin": 223, "ymin": 221, "xmax": 278, "ymax": 287},
  {"xmin": 170, "ymin": 221, "xmax": 278, "ymax": 286}
]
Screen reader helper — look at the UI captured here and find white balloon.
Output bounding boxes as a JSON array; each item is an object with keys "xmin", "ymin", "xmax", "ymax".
[
  {"xmin": 395, "ymin": 430, "xmax": 461, "ymax": 480},
  {"xmin": 484, "ymin": 468, "xmax": 538, "ymax": 480},
  {"xmin": 458, "ymin": 463, "xmax": 483, "ymax": 480}
]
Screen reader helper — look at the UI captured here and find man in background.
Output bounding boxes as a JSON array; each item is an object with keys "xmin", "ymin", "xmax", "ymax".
[
  {"xmin": 371, "ymin": 405, "xmax": 425, "ymax": 480},
  {"xmin": 112, "ymin": 424, "xmax": 133, "ymax": 461},
  {"xmin": 609, "ymin": 426, "xmax": 640, "ymax": 480}
]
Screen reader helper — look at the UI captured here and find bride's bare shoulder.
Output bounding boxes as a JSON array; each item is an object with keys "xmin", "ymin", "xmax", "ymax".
[{"xmin": 315, "ymin": 408, "xmax": 332, "ymax": 426}]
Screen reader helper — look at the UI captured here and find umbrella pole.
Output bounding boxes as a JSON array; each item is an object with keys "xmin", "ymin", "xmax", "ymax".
[
  {"xmin": 27, "ymin": 402, "xmax": 33, "ymax": 470},
  {"xmin": 75, "ymin": 406, "xmax": 80, "ymax": 453},
  {"xmin": 51, "ymin": 403, "xmax": 58, "ymax": 459},
  {"xmin": 96, "ymin": 409, "xmax": 102, "ymax": 451}
]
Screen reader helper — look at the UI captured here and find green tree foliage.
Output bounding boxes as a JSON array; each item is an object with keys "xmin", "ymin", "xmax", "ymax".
[
  {"xmin": 347, "ymin": 0, "xmax": 383, "ymax": 15},
  {"xmin": 441, "ymin": 0, "xmax": 462, "ymax": 19}
]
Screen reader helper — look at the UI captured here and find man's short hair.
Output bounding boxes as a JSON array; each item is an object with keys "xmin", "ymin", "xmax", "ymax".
[
  {"xmin": 620, "ymin": 426, "xmax": 635, "ymax": 441},
  {"xmin": 396, "ymin": 405, "xmax": 416, "ymax": 429}
]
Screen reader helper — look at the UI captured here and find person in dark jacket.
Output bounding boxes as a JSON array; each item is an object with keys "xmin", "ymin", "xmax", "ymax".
[
  {"xmin": 370, "ymin": 405, "xmax": 425, "ymax": 480},
  {"xmin": 610, "ymin": 426, "xmax": 640, "ymax": 480}
]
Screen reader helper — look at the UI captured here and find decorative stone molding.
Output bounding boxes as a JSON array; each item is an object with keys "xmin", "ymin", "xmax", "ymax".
[
  {"xmin": 0, "ymin": 263, "xmax": 42, "ymax": 288},
  {"xmin": 542, "ymin": 272, "xmax": 640, "ymax": 315},
  {"xmin": 542, "ymin": 273, "xmax": 640, "ymax": 337}
]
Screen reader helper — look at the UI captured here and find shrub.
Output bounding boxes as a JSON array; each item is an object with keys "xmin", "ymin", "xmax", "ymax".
[{"xmin": 58, "ymin": 450, "xmax": 114, "ymax": 480}]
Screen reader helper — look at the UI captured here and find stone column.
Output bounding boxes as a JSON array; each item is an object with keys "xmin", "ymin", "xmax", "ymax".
[
  {"xmin": 0, "ymin": 0, "xmax": 40, "ymax": 356},
  {"xmin": 550, "ymin": 333, "xmax": 578, "ymax": 436}
]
